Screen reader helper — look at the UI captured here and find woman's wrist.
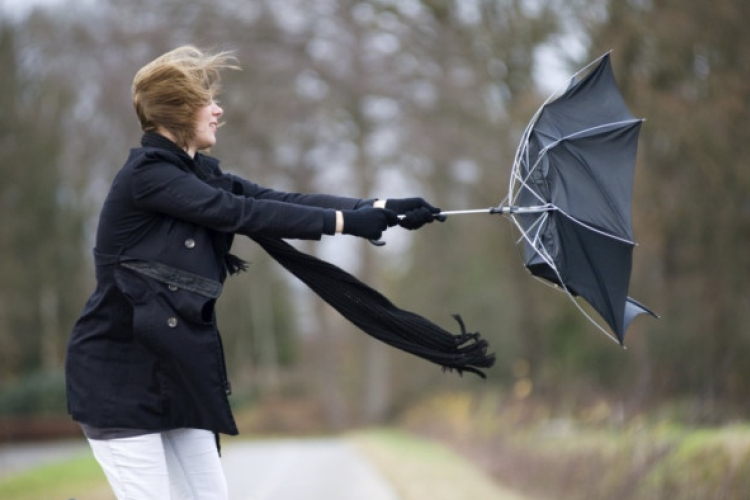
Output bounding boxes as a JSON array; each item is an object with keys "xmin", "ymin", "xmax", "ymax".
[
  {"xmin": 373, "ymin": 199, "xmax": 386, "ymax": 209},
  {"xmin": 335, "ymin": 211, "xmax": 344, "ymax": 233}
]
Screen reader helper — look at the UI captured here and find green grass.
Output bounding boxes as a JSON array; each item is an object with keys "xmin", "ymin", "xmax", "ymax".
[
  {"xmin": 350, "ymin": 428, "xmax": 530, "ymax": 500},
  {"xmin": 0, "ymin": 454, "xmax": 110, "ymax": 500}
]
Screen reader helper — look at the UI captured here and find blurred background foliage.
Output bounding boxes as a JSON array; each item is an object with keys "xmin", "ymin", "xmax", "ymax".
[{"xmin": 0, "ymin": 0, "xmax": 748, "ymax": 432}]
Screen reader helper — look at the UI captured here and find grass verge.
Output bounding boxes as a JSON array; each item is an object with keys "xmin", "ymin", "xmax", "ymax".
[
  {"xmin": 0, "ymin": 454, "xmax": 110, "ymax": 500},
  {"xmin": 349, "ymin": 428, "xmax": 531, "ymax": 500},
  {"xmin": 400, "ymin": 392, "xmax": 750, "ymax": 500}
]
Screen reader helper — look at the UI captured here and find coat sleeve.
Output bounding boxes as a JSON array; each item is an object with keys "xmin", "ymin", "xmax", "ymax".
[
  {"xmin": 131, "ymin": 154, "xmax": 334, "ymax": 240},
  {"xmin": 226, "ymin": 173, "xmax": 374, "ymax": 211}
]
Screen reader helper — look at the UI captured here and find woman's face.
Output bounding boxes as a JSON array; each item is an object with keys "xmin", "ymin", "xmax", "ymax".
[{"xmin": 189, "ymin": 100, "xmax": 223, "ymax": 155}]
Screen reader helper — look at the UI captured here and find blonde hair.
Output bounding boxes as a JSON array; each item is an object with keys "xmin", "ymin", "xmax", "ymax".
[{"xmin": 132, "ymin": 46, "xmax": 239, "ymax": 149}]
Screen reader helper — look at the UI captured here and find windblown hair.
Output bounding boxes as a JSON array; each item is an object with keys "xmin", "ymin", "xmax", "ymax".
[{"xmin": 132, "ymin": 46, "xmax": 239, "ymax": 149}]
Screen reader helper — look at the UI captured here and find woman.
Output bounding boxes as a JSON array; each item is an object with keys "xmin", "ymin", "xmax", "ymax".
[{"xmin": 65, "ymin": 46, "xmax": 442, "ymax": 499}]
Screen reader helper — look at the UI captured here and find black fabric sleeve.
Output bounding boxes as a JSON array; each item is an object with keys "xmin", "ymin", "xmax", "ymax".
[{"xmin": 131, "ymin": 154, "xmax": 334, "ymax": 240}]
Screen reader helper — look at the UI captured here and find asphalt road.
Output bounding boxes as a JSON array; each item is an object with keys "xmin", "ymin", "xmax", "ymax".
[
  {"xmin": 0, "ymin": 437, "xmax": 401, "ymax": 500},
  {"xmin": 222, "ymin": 438, "xmax": 401, "ymax": 500}
]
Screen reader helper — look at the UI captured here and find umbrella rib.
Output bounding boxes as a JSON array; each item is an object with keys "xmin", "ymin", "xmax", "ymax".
[
  {"xmin": 510, "ymin": 152, "xmax": 549, "ymax": 207},
  {"xmin": 510, "ymin": 107, "xmax": 546, "ymax": 203},
  {"xmin": 509, "ymin": 213, "xmax": 555, "ymax": 269},
  {"xmin": 516, "ymin": 211, "xmax": 549, "ymax": 247},
  {"xmin": 556, "ymin": 203, "xmax": 635, "ymax": 246},
  {"xmin": 563, "ymin": 291, "xmax": 622, "ymax": 344},
  {"xmin": 510, "ymin": 213, "xmax": 621, "ymax": 344},
  {"xmin": 537, "ymin": 119, "xmax": 643, "ymax": 157}
]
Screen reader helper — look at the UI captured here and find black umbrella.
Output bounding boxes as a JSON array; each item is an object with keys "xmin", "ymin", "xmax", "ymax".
[{"xmin": 439, "ymin": 53, "xmax": 656, "ymax": 344}]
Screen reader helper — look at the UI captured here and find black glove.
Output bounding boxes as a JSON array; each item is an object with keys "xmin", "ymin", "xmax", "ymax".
[
  {"xmin": 385, "ymin": 197, "xmax": 446, "ymax": 230},
  {"xmin": 385, "ymin": 197, "xmax": 439, "ymax": 214},
  {"xmin": 342, "ymin": 207, "xmax": 398, "ymax": 240}
]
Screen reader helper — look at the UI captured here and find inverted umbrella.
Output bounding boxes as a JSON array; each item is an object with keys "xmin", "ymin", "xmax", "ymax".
[{"xmin": 439, "ymin": 53, "xmax": 656, "ymax": 344}]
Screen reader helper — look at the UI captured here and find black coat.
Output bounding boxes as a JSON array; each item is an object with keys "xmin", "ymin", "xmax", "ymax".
[{"xmin": 65, "ymin": 133, "xmax": 367, "ymax": 435}]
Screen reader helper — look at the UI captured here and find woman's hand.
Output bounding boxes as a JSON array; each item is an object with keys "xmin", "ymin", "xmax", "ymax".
[
  {"xmin": 339, "ymin": 207, "xmax": 399, "ymax": 240},
  {"xmin": 383, "ymin": 197, "xmax": 446, "ymax": 230}
]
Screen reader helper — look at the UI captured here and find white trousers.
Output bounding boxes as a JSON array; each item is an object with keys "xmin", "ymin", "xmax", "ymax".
[{"xmin": 87, "ymin": 428, "xmax": 228, "ymax": 500}]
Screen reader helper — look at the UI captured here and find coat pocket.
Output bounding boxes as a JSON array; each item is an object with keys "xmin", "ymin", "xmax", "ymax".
[
  {"xmin": 118, "ymin": 275, "xmax": 216, "ymax": 364},
  {"xmin": 156, "ymin": 281, "xmax": 216, "ymax": 325},
  {"xmin": 116, "ymin": 265, "xmax": 217, "ymax": 328}
]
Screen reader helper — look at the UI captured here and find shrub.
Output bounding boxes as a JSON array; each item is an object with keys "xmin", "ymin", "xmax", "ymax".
[{"xmin": 0, "ymin": 370, "xmax": 67, "ymax": 416}]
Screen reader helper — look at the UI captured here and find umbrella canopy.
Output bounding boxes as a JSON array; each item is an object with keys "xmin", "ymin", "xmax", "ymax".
[{"xmin": 507, "ymin": 53, "xmax": 656, "ymax": 344}]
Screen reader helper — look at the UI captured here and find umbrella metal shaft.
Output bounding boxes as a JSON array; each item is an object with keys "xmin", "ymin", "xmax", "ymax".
[
  {"xmin": 373, "ymin": 204, "xmax": 555, "ymax": 246},
  {"xmin": 435, "ymin": 205, "xmax": 555, "ymax": 217}
]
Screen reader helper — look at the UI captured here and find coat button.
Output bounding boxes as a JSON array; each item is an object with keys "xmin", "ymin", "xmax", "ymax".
[
  {"xmin": 168, "ymin": 284, "xmax": 179, "ymax": 292},
  {"xmin": 167, "ymin": 317, "xmax": 178, "ymax": 328},
  {"xmin": 184, "ymin": 238, "xmax": 196, "ymax": 249}
]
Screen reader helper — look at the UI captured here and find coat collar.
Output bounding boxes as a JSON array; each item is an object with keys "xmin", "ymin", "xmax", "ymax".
[
  {"xmin": 141, "ymin": 132, "xmax": 216, "ymax": 181},
  {"xmin": 141, "ymin": 131, "xmax": 192, "ymax": 161}
]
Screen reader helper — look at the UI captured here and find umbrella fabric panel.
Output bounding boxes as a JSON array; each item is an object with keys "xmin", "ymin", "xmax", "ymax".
[
  {"xmin": 555, "ymin": 215, "xmax": 635, "ymax": 342},
  {"xmin": 624, "ymin": 297, "xmax": 657, "ymax": 334},
  {"xmin": 544, "ymin": 121, "xmax": 642, "ymax": 241},
  {"xmin": 521, "ymin": 211, "xmax": 646, "ymax": 343},
  {"xmin": 534, "ymin": 54, "xmax": 637, "ymax": 140}
]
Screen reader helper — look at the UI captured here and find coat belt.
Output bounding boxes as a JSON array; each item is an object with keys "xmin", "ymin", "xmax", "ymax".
[{"xmin": 94, "ymin": 250, "xmax": 223, "ymax": 299}]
